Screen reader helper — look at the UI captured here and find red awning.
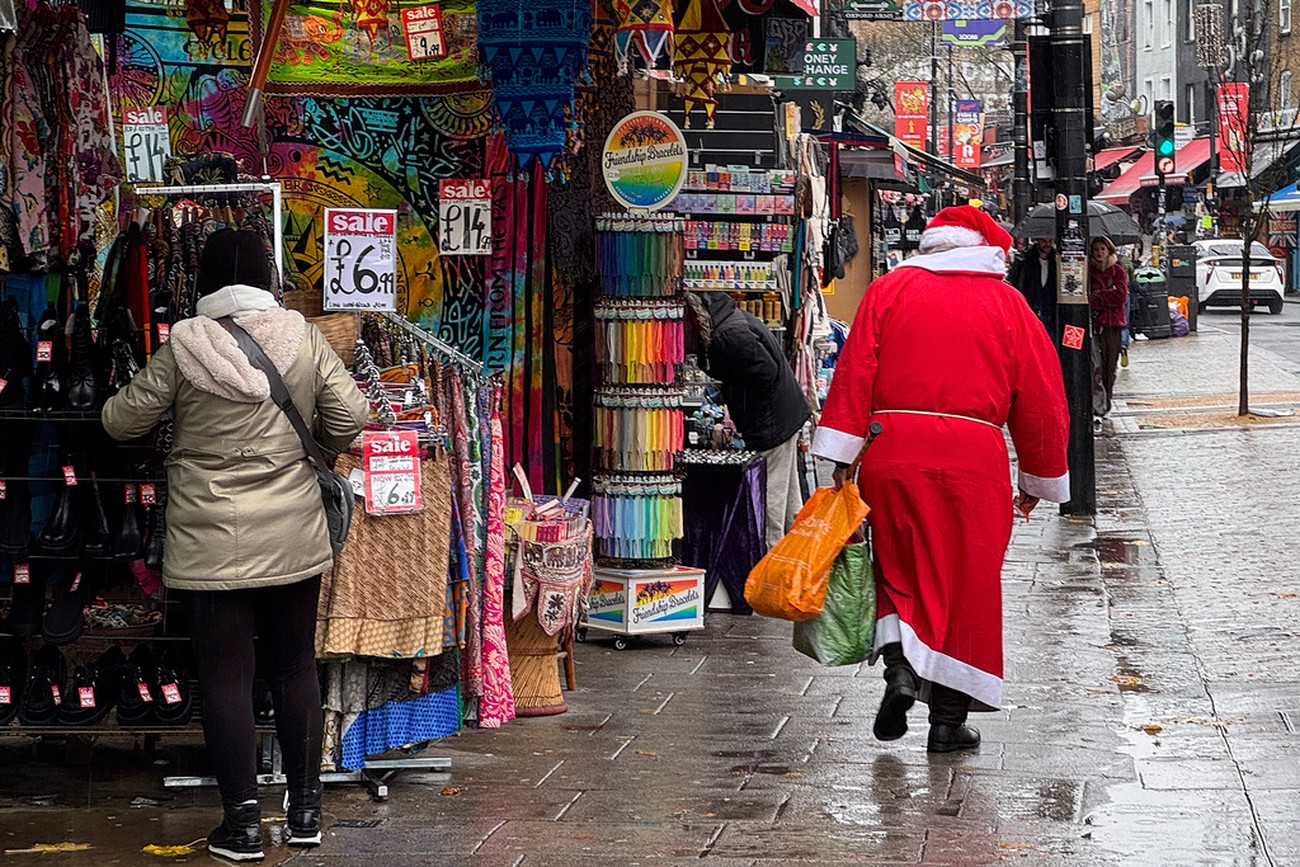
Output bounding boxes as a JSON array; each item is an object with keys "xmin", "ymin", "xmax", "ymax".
[
  {"xmin": 1096, "ymin": 151, "xmax": 1154, "ymax": 204},
  {"xmin": 1094, "ymin": 146, "xmax": 1142, "ymax": 171},
  {"xmin": 1139, "ymin": 137, "xmax": 1212, "ymax": 186}
]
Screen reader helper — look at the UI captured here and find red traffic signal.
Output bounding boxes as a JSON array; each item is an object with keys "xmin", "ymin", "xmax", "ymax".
[{"xmin": 1155, "ymin": 155, "xmax": 1176, "ymax": 176}]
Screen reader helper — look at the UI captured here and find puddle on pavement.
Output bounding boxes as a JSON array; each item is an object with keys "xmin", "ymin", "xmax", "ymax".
[{"xmin": 1093, "ymin": 535, "xmax": 1156, "ymax": 568}]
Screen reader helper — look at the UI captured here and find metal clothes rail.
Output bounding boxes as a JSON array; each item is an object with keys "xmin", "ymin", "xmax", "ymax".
[
  {"xmin": 379, "ymin": 311, "xmax": 488, "ymax": 375},
  {"xmin": 132, "ymin": 181, "xmax": 284, "ymax": 282}
]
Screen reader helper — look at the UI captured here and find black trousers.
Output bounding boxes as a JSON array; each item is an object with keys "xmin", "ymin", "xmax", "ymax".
[
  {"xmin": 185, "ymin": 575, "xmax": 323, "ymax": 807},
  {"xmin": 880, "ymin": 642, "xmax": 970, "ymax": 727}
]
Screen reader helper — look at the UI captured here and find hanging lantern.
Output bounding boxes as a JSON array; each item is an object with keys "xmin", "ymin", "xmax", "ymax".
[
  {"xmin": 351, "ymin": 0, "xmax": 392, "ymax": 47},
  {"xmin": 672, "ymin": 0, "xmax": 731, "ymax": 129},
  {"xmin": 612, "ymin": 0, "xmax": 674, "ymax": 74}
]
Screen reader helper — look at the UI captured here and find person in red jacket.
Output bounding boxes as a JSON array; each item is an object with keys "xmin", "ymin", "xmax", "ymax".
[
  {"xmin": 1089, "ymin": 236, "xmax": 1129, "ymax": 428},
  {"xmin": 812, "ymin": 206, "xmax": 1070, "ymax": 754}
]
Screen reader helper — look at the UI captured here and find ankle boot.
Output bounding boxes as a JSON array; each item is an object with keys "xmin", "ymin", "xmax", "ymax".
[
  {"xmin": 113, "ymin": 489, "xmax": 143, "ymax": 560},
  {"xmin": 286, "ymin": 788, "xmax": 323, "ymax": 846},
  {"xmin": 37, "ymin": 461, "xmax": 81, "ymax": 556},
  {"xmin": 1, "ymin": 559, "xmax": 47, "ymax": 638},
  {"xmin": 82, "ymin": 473, "xmax": 112, "ymax": 559},
  {"xmin": 43, "ymin": 564, "xmax": 97, "ymax": 645},
  {"xmin": 28, "ymin": 306, "xmax": 64, "ymax": 414},
  {"xmin": 66, "ymin": 303, "xmax": 97, "ymax": 411},
  {"xmin": 143, "ymin": 476, "xmax": 167, "ymax": 571},
  {"xmin": 207, "ymin": 800, "xmax": 264, "ymax": 862},
  {"xmin": 0, "ymin": 477, "xmax": 32, "ymax": 557}
]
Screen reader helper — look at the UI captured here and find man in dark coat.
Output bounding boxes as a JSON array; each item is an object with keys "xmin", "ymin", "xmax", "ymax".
[
  {"xmin": 1007, "ymin": 237, "xmax": 1059, "ymax": 339},
  {"xmin": 687, "ymin": 292, "xmax": 812, "ymax": 549}
]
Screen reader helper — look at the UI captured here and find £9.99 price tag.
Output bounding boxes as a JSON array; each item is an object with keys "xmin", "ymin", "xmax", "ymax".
[{"xmin": 362, "ymin": 430, "xmax": 423, "ymax": 516}]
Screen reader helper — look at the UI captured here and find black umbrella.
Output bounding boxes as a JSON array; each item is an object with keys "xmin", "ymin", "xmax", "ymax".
[{"xmin": 1012, "ymin": 200, "xmax": 1142, "ymax": 245}]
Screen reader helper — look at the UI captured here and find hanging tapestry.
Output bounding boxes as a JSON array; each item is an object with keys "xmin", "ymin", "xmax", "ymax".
[
  {"xmin": 476, "ymin": 0, "xmax": 593, "ymax": 175},
  {"xmin": 672, "ymin": 0, "xmax": 732, "ymax": 129},
  {"xmin": 612, "ymin": 0, "xmax": 673, "ymax": 73},
  {"xmin": 249, "ymin": 0, "xmax": 482, "ymax": 97}
]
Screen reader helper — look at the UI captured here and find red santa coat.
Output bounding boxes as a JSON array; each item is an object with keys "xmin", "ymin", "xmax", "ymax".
[{"xmin": 811, "ymin": 245, "xmax": 1070, "ymax": 712}]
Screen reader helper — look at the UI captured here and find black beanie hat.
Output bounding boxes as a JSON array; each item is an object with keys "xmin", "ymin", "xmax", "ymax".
[{"xmin": 195, "ymin": 229, "xmax": 274, "ymax": 297}]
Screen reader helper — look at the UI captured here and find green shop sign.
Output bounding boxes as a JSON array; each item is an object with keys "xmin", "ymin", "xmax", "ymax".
[{"xmin": 774, "ymin": 39, "xmax": 858, "ymax": 92}]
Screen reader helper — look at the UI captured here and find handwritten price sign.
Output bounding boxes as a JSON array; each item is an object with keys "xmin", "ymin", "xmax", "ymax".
[
  {"xmin": 402, "ymin": 4, "xmax": 447, "ymax": 60},
  {"xmin": 123, "ymin": 106, "xmax": 171, "ymax": 183},
  {"xmin": 324, "ymin": 209, "xmax": 398, "ymax": 311},
  {"xmin": 438, "ymin": 180, "xmax": 491, "ymax": 256},
  {"xmin": 362, "ymin": 430, "xmax": 423, "ymax": 516}
]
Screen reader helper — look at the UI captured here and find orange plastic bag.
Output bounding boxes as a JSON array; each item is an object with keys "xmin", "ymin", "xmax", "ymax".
[{"xmin": 743, "ymin": 482, "xmax": 870, "ymax": 622}]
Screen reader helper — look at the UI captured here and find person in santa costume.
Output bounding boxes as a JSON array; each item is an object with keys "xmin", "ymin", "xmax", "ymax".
[{"xmin": 811, "ymin": 205, "xmax": 1070, "ymax": 754}]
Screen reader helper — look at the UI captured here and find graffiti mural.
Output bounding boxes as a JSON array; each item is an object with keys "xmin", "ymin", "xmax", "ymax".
[{"xmin": 1098, "ymin": 0, "xmax": 1139, "ymax": 142}]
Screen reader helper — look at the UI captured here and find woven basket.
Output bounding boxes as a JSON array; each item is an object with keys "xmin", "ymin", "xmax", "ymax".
[
  {"xmin": 283, "ymin": 284, "xmax": 325, "ymax": 318},
  {"xmin": 505, "ymin": 612, "xmax": 566, "ymax": 716},
  {"xmin": 308, "ymin": 313, "xmax": 359, "ymax": 366}
]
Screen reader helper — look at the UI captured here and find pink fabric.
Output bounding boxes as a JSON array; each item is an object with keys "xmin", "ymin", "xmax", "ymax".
[{"xmin": 477, "ymin": 384, "xmax": 516, "ymax": 728}]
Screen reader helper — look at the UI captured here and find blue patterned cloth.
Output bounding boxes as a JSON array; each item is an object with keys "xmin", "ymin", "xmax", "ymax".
[{"xmin": 339, "ymin": 685, "xmax": 461, "ymax": 770}]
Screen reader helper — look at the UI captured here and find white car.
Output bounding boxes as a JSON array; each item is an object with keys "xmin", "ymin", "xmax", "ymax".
[{"xmin": 1194, "ymin": 239, "xmax": 1286, "ymax": 314}]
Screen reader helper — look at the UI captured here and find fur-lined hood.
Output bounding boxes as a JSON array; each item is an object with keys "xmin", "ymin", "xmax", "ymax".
[{"xmin": 168, "ymin": 285, "xmax": 305, "ymax": 403}]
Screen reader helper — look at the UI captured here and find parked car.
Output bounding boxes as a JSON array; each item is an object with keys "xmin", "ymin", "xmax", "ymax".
[{"xmin": 1194, "ymin": 239, "xmax": 1286, "ymax": 314}]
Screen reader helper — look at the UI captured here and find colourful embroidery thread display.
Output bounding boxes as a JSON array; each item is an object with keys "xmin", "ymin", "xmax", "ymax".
[
  {"xmin": 591, "ymin": 476, "xmax": 684, "ymax": 562},
  {"xmin": 594, "ymin": 388, "xmax": 686, "ymax": 472},
  {"xmin": 595, "ymin": 216, "xmax": 685, "ymax": 297},
  {"xmin": 593, "ymin": 303, "xmax": 685, "ymax": 384}
]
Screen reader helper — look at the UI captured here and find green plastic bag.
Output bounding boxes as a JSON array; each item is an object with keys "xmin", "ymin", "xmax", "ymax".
[{"xmin": 792, "ymin": 541, "xmax": 875, "ymax": 666}]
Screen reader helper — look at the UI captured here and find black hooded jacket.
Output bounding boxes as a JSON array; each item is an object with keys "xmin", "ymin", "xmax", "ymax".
[{"xmin": 701, "ymin": 293, "xmax": 812, "ymax": 451}]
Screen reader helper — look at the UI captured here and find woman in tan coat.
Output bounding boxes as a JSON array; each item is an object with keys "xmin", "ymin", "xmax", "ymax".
[{"xmin": 102, "ymin": 230, "xmax": 367, "ymax": 862}]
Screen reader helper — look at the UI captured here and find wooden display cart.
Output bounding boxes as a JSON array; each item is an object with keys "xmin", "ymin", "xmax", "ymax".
[{"xmin": 578, "ymin": 566, "xmax": 706, "ymax": 650}]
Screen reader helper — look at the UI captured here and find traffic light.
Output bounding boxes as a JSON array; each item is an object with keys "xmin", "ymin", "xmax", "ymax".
[{"xmin": 1153, "ymin": 100, "xmax": 1176, "ymax": 178}]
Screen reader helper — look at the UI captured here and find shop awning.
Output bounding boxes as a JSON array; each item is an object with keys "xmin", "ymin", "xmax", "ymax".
[
  {"xmin": 843, "ymin": 111, "xmax": 987, "ymax": 190},
  {"xmin": 1094, "ymin": 146, "xmax": 1142, "ymax": 171},
  {"xmin": 1137, "ymin": 137, "xmax": 1212, "ymax": 186},
  {"xmin": 1219, "ymin": 141, "xmax": 1297, "ymax": 190},
  {"xmin": 1095, "ymin": 151, "xmax": 1153, "ymax": 204},
  {"xmin": 1256, "ymin": 182, "xmax": 1300, "ymax": 212}
]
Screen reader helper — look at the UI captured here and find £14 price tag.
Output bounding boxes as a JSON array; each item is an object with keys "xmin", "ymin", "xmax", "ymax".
[
  {"xmin": 362, "ymin": 430, "xmax": 423, "ymax": 516},
  {"xmin": 161, "ymin": 682, "xmax": 182, "ymax": 705}
]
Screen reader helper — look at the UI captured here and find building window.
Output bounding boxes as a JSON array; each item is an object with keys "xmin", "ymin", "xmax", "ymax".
[
  {"xmin": 1144, "ymin": 0, "xmax": 1154, "ymax": 47},
  {"xmin": 1283, "ymin": 0, "xmax": 1293, "ymax": 35},
  {"xmin": 1162, "ymin": 0, "xmax": 1173, "ymax": 45},
  {"xmin": 1186, "ymin": 85, "xmax": 1197, "ymax": 125},
  {"xmin": 1283, "ymin": 71, "xmax": 1294, "ymax": 108},
  {"xmin": 1187, "ymin": 0, "xmax": 1197, "ymax": 41},
  {"xmin": 1161, "ymin": 77, "xmax": 1173, "ymax": 102}
]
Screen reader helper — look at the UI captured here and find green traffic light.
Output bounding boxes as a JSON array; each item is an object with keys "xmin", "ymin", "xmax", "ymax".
[{"xmin": 1158, "ymin": 139, "xmax": 1175, "ymax": 156}]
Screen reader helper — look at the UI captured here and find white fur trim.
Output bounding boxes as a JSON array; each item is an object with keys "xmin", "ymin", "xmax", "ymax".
[
  {"xmin": 196, "ymin": 285, "xmax": 279, "ymax": 320},
  {"xmin": 872, "ymin": 613, "xmax": 1002, "ymax": 711},
  {"xmin": 811, "ymin": 426, "xmax": 866, "ymax": 465},
  {"xmin": 1018, "ymin": 468, "xmax": 1071, "ymax": 503},
  {"xmin": 169, "ymin": 308, "xmax": 306, "ymax": 403},
  {"xmin": 896, "ymin": 245, "xmax": 1008, "ymax": 275},
  {"xmin": 918, "ymin": 225, "xmax": 985, "ymax": 253}
]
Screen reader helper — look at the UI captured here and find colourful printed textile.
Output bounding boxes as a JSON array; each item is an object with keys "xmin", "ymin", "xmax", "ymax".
[
  {"xmin": 447, "ymin": 373, "xmax": 484, "ymax": 711},
  {"xmin": 902, "ymin": 0, "xmax": 1033, "ymax": 20},
  {"xmin": 339, "ymin": 687, "xmax": 461, "ymax": 770},
  {"xmin": 250, "ymin": 0, "xmax": 482, "ymax": 97},
  {"xmin": 476, "ymin": 0, "xmax": 593, "ymax": 174},
  {"xmin": 672, "ymin": 0, "xmax": 732, "ymax": 129},
  {"xmin": 477, "ymin": 382, "xmax": 516, "ymax": 728},
  {"xmin": 613, "ymin": 0, "xmax": 673, "ymax": 72}
]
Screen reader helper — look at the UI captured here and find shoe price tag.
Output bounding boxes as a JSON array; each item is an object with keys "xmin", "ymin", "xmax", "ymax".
[
  {"xmin": 124, "ymin": 484, "xmax": 138, "ymax": 504},
  {"xmin": 36, "ymin": 341, "xmax": 52, "ymax": 362},
  {"xmin": 157, "ymin": 323, "xmax": 170, "ymax": 343},
  {"xmin": 140, "ymin": 484, "xmax": 156, "ymax": 505},
  {"xmin": 0, "ymin": 479, "xmax": 6, "ymax": 500},
  {"xmin": 62, "ymin": 465, "xmax": 77, "ymax": 486},
  {"xmin": 137, "ymin": 683, "xmax": 153, "ymax": 702},
  {"xmin": 78, "ymin": 687, "xmax": 96, "ymax": 708},
  {"xmin": 161, "ymin": 682, "xmax": 182, "ymax": 704},
  {"xmin": 69, "ymin": 572, "xmax": 82, "ymax": 592},
  {"xmin": 0, "ymin": 686, "xmax": 9, "ymax": 705},
  {"xmin": 14, "ymin": 563, "xmax": 29, "ymax": 584},
  {"xmin": 0, "ymin": 377, "xmax": 6, "ymax": 395},
  {"xmin": 50, "ymin": 684, "xmax": 60, "ymax": 704}
]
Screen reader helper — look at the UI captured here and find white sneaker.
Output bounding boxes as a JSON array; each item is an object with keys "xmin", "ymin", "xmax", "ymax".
[{"xmin": 1092, "ymin": 416, "xmax": 1104, "ymax": 435}]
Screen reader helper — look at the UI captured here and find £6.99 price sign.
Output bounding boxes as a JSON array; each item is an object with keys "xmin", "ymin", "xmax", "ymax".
[
  {"xmin": 362, "ymin": 430, "xmax": 423, "ymax": 515},
  {"xmin": 438, "ymin": 180, "xmax": 491, "ymax": 256},
  {"xmin": 324, "ymin": 208, "xmax": 398, "ymax": 311}
]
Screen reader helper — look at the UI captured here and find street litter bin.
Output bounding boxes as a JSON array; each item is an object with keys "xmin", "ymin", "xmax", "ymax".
[
  {"xmin": 1131, "ymin": 267, "xmax": 1172, "ymax": 340},
  {"xmin": 1166, "ymin": 245, "xmax": 1198, "ymax": 332}
]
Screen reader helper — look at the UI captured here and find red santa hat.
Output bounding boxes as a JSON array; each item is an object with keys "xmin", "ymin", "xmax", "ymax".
[{"xmin": 918, "ymin": 205, "xmax": 1014, "ymax": 254}]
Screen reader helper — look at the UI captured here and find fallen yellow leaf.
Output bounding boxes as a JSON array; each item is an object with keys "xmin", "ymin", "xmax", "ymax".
[
  {"xmin": 1141, "ymin": 724, "xmax": 1163, "ymax": 736},
  {"xmin": 142, "ymin": 839, "xmax": 206, "ymax": 857}
]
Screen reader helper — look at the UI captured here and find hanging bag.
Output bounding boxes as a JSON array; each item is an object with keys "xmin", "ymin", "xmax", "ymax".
[
  {"xmin": 791, "ymin": 540, "xmax": 875, "ymax": 665},
  {"xmin": 743, "ymin": 422, "xmax": 880, "ymax": 622},
  {"xmin": 219, "ymin": 318, "xmax": 354, "ymax": 556}
]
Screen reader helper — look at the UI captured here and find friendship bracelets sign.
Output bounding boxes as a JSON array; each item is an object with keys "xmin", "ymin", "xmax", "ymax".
[
  {"xmin": 362, "ymin": 430, "xmax": 423, "ymax": 515},
  {"xmin": 602, "ymin": 111, "xmax": 689, "ymax": 212},
  {"xmin": 324, "ymin": 208, "xmax": 398, "ymax": 311}
]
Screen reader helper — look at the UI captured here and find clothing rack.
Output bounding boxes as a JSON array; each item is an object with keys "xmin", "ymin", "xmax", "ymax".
[
  {"xmin": 379, "ymin": 312, "xmax": 488, "ymax": 375},
  {"xmin": 130, "ymin": 182, "xmax": 284, "ymax": 282}
]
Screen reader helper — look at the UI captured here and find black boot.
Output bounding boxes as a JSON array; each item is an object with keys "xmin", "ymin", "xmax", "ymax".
[
  {"xmin": 286, "ymin": 788, "xmax": 323, "ymax": 847},
  {"xmin": 43, "ymin": 564, "xmax": 97, "ymax": 646},
  {"xmin": 28, "ymin": 306, "xmax": 65, "ymax": 414},
  {"xmin": 66, "ymin": 302, "xmax": 97, "ymax": 411},
  {"xmin": 927, "ymin": 724, "xmax": 981, "ymax": 753},
  {"xmin": 207, "ymin": 800, "xmax": 264, "ymax": 862},
  {"xmin": 19, "ymin": 643, "xmax": 65, "ymax": 726},
  {"xmin": 143, "ymin": 476, "xmax": 167, "ymax": 572},
  {"xmin": 37, "ymin": 455, "xmax": 82, "ymax": 555},
  {"xmin": 0, "ymin": 637, "xmax": 26, "ymax": 726},
  {"xmin": 112, "ymin": 486, "xmax": 143, "ymax": 560},
  {"xmin": 0, "ymin": 475, "xmax": 32, "ymax": 558},
  {"xmin": 0, "ymin": 295, "xmax": 29, "ymax": 411},
  {"xmin": 873, "ymin": 643, "xmax": 918, "ymax": 742},
  {"xmin": 2, "ymin": 560, "xmax": 48, "ymax": 638},
  {"xmin": 82, "ymin": 473, "xmax": 112, "ymax": 558},
  {"xmin": 116, "ymin": 643, "xmax": 159, "ymax": 727}
]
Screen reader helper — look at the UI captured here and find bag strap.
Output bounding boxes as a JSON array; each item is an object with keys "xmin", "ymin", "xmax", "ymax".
[{"xmin": 217, "ymin": 317, "xmax": 330, "ymax": 471}]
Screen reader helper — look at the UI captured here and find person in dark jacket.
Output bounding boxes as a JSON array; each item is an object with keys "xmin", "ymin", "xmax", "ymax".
[
  {"xmin": 1089, "ymin": 235, "xmax": 1129, "ymax": 428},
  {"xmin": 1006, "ymin": 237, "xmax": 1058, "ymax": 339},
  {"xmin": 686, "ymin": 292, "xmax": 812, "ymax": 548}
]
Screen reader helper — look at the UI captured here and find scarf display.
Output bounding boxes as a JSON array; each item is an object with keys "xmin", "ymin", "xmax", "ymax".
[
  {"xmin": 594, "ymin": 301, "xmax": 685, "ymax": 384},
  {"xmin": 476, "ymin": 0, "xmax": 594, "ymax": 176},
  {"xmin": 595, "ymin": 218, "xmax": 685, "ymax": 297},
  {"xmin": 591, "ymin": 475, "xmax": 684, "ymax": 563},
  {"xmin": 612, "ymin": 0, "xmax": 674, "ymax": 72},
  {"xmin": 671, "ymin": 0, "xmax": 732, "ymax": 129},
  {"xmin": 594, "ymin": 388, "xmax": 685, "ymax": 472}
]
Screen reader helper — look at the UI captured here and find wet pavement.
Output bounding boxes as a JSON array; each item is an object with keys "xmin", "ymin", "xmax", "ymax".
[{"xmin": 4, "ymin": 322, "xmax": 1300, "ymax": 864}]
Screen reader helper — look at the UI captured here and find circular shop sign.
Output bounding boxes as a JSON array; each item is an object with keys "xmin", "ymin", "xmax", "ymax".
[{"xmin": 602, "ymin": 111, "xmax": 689, "ymax": 212}]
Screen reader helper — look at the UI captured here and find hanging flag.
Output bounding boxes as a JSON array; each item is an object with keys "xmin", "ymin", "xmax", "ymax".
[
  {"xmin": 1217, "ymin": 82, "xmax": 1250, "ymax": 175},
  {"xmin": 941, "ymin": 18, "xmax": 1007, "ymax": 46},
  {"xmin": 894, "ymin": 81, "xmax": 929, "ymax": 152},
  {"xmin": 673, "ymin": 0, "xmax": 733, "ymax": 129},
  {"xmin": 612, "ymin": 0, "xmax": 674, "ymax": 72},
  {"xmin": 953, "ymin": 99, "xmax": 982, "ymax": 169}
]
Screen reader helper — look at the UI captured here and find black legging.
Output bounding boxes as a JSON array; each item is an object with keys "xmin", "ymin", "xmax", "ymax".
[{"xmin": 185, "ymin": 575, "xmax": 322, "ymax": 807}]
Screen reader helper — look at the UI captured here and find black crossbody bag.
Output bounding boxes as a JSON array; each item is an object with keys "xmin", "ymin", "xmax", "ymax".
[{"xmin": 218, "ymin": 318, "xmax": 354, "ymax": 556}]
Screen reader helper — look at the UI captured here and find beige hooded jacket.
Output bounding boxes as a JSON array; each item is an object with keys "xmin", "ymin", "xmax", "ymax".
[{"xmin": 102, "ymin": 285, "xmax": 368, "ymax": 591}]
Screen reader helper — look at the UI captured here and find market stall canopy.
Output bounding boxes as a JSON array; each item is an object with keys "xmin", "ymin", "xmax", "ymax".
[
  {"xmin": 1255, "ymin": 182, "xmax": 1300, "ymax": 212},
  {"xmin": 843, "ymin": 111, "xmax": 987, "ymax": 191},
  {"xmin": 1012, "ymin": 200, "xmax": 1141, "ymax": 245},
  {"xmin": 1096, "ymin": 138, "xmax": 1211, "ymax": 204},
  {"xmin": 1219, "ymin": 141, "xmax": 1297, "ymax": 190},
  {"xmin": 1094, "ymin": 146, "xmax": 1142, "ymax": 171}
]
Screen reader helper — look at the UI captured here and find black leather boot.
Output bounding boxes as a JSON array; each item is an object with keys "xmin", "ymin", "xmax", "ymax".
[
  {"xmin": 28, "ymin": 306, "xmax": 65, "ymax": 413},
  {"xmin": 43, "ymin": 563, "xmax": 97, "ymax": 646},
  {"xmin": 0, "ymin": 295, "xmax": 29, "ymax": 411},
  {"xmin": 2, "ymin": 559, "xmax": 48, "ymax": 638},
  {"xmin": 207, "ymin": 800, "xmax": 264, "ymax": 862},
  {"xmin": 143, "ymin": 476, "xmax": 167, "ymax": 571},
  {"xmin": 82, "ymin": 473, "xmax": 112, "ymax": 558},
  {"xmin": 286, "ymin": 788, "xmax": 323, "ymax": 846},
  {"xmin": 927, "ymin": 723, "xmax": 981, "ymax": 754},
  {"xmin": 37, "ymin": 459, "xmax": 81, "ymax": 555},
  {"xmin": 873, "ymin": 643, "xmax": 918, "ymax": 742},
  {"xmin": 0, "ymin": 637, "xmax": 25, "ymax": 726},
  {"xmin": 0, "ymin": 475, "xmax": 31, "ymax": 558},
  {"xmin": 66, "ymin": 302, "xmax": 97, "ymax": 411}
]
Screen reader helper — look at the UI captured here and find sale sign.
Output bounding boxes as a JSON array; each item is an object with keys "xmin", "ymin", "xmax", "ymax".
[
  {"xmin": 122, "ymin": 106, "xmax": 171, "ymax": 183},
  {"xmin": 438, "ymin": 180, "xmax": 491, "ymax": 255},
  {"xmin": 953, "ymin": 99, "xmax": 982, "ymax": 169},
  {"xmin": 362, "ymin": 430, "xmax": 423, "ymax": 516},
  {"xmin": 894, "ymin": 82, "xmax": 930, "ymax": 152},
  {"xmin": 401, "ymin": 4, "xmax": 447, "ymax": 60},
  {"xmin": 1217, "ymin": 83, "xmax": 1250, "ymax": 175},
  {"xmin": 324, "ymin": 209, "xmax": 398, "ymax": 311}
]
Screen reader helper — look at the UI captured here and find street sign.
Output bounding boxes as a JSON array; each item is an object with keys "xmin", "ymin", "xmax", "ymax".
[
  {"xmin": 845, "ymin": 0, "xmax": 901, "ymax": 18},
  {"xmin": 772, "ymin": 40, "xmax": 857, "ymax": 91}
]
